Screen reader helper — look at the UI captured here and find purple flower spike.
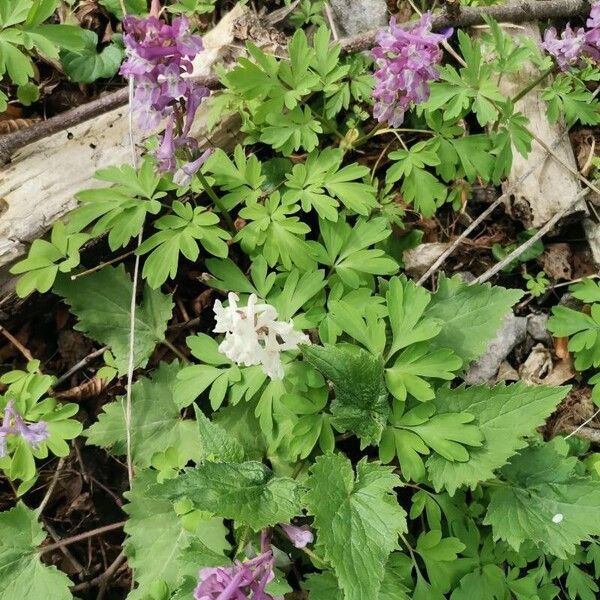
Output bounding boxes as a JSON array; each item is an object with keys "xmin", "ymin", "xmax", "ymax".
[
  {"xmin": 121, "ymin": 14, "xmax": 211, "ymax": 175},
  {"xmin": 0, "ymin": 400, "xmax": 49, "ymax": 456},
  {"xmin": 372, "ymin": 13, "xmax": 450, "ymax": 127},
  {"xmin": 541, "ymin": 25, "xmax": 586, "ymax": 71},
  {"xmin": 279, "ymin": 523, "xmax": 314, "ymax": 549},
  {"xmin": 194, "ymin": 550, "xmax": 282, "ymax": 600}
]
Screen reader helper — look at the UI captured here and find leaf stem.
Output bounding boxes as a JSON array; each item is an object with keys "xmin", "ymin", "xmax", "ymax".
[
  {"xmin": 511, "ymin": 67, "xmax": 555, "ymax": 105},
  {"xmin": 300, "ymin": 545, "xmax": 327, "ymax": 567},
  {"xmin": 197, "ymin": 171, "xmax": 237, "ymax": 235}
]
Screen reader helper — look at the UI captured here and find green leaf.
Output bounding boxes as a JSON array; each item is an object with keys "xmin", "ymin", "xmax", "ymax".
[
  {"xmin": 450, "ymin": 565, "xmax": 508, "ymax": 600},
  {"xmin": 53, "ymin": 265, "xmax": 173, "ymax": 374},
  {"xmin": 305, "ymin": 454, "xmax": 407, "ymax": 600},
  {"xmin": 566, "ymin": 564, "xmax": 599, "ymax": 600},
  {"xmin": 124, "ymin": 470, "xmax": 228, "ymax": 599},
  {"xmin": 260, "ymin": 106, "xmax": 322, "ymax": 156},
  {"xmin": 424, "ymin": 275, "xmax": 523, "ymax": 364},
  {"xmin": 85, "ymin": 362, "xmax": 200, "ymax": 468},
  {"xmin": 137, "ymin": 201, "xmax": 230, "ymax": 289},
  {"xmin": 98, "ymin": 0, "xmax": 146, "ymax": 18},
  {"xmin": 0, "ymin": 503, "xmax": 72, "ymax": 600},
  {"xmin": 61, "ymin": 30, "xmax": 123, "ymax": 83},
  {"xmin": 154, "ymin": 461, "xmax": 302, "ymax": 530},
  {"xmin": 193, "ymin": 405, "xmax": 244, "ymax": 463},
  {"xmin": 484, "ymin": 440, "xmax": 600, "ymax": 558},
  {"xmin": 302, "ymin": 344, "xmax": 389, "ymax": 448},
  {"xmin": 427, "ymin": 383, "xmax": 569, "ymax": 495}
]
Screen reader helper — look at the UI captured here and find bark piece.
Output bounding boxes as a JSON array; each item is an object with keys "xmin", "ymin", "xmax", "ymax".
[{"xmin": 493, "ymin": 14, "xmax": 587, "ymax": 228}]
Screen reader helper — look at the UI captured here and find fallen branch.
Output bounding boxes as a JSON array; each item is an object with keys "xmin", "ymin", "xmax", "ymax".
[
  {"xmin": 0, "ymin": 0, "xmax": 590, "ymax": 165},
  {"xmin": 38, "ymin": 521, "xmax": 126, "ymax": 555}
]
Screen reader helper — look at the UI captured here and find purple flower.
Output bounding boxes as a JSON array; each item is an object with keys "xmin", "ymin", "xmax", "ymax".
[
  {"xmin": 0, "ymin": 400, "xmax": 49, "ymax": 457},
  {"xmin": 372, "ymin": 13, "xmax": 450, "ymax": 127},
  {"xmin": 194, "ymin": 551, "xmax": 282, "ymax": 600},
  {"xmin": 173, "ymin": 148, "xmax": 213, "ymax": 186},
  {"xmin": 541, "ymin": 25, "xmax": 586, "ymax": 71},
  {"xmin": 279, "ymin": 523, "xmax": 314, "ymax": 549},
  {"xmin": 121, "ymin": 15, "xmax": 211, "ymax": 174}
]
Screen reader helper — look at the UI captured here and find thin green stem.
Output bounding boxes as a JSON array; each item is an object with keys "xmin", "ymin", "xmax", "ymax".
[
  {"xmin": 511, "ymin": 67, "xmax": 555, "ymax": 105},
  {"xmin": 197, "ymin": 171, "xmax": 236, "ymax": 235},
  {"xmin": 301, "ymin": 545, "xmax": 327, "ymax": 567}
]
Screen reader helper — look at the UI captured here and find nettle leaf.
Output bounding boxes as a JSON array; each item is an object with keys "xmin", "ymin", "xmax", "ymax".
[
  {"xmin": 283, "ymin": 148, "xmax": 378, "ymax": 220},
  {"xmin": 0, "ymin": 503, "xmax": 72, "ymax": 600},
  {"xmin": 137, "ymin": 201, "xmax": 230, "ymax": 289},
  {"xmin": 311, "ymin": 216, "xmax": 397, "ymax": 288},
  {"xmin": 485, "ymin": 440, "xmax": 600, "ymax": 558},
  {"xmin": 68, "ymin": 157, "xmax": 164, "ymax": 250},
  {"xmin": 53, "ymin": 265, "xmax": 173, "ymax": 374},
  {"xmin": 154, "ymin": 461, "xmax": 302, "ymax": 530},
  {"xmin": 204, "ymin": 146, "xmax": 265, "ymax": 210},
  {"xmin": 548, "ymin": 305, "xmax": 600, "ymax": 370},
  {"xmin": 427, "ymin": 383, "xmax": 569, "ymax": 495},
  {"xmin": 124, "ymin": 470, "xmax": 228, "ymax": 599},
  {"xmin": 302, "ymin": 344, "xmax": 389, "ymax": 448},
  {"xmin": 85, "ymin": 362, "xmax": 200, "ymax": 468},
  {"xmin": 305, "ymin": 454, "xmax": 407, "ymax": 600},
  {"xmin": 10, "ymin": 221, "xmax": 88, "ymax": 297},
  {"xmin": 60, "ymin": 29, "xmax": 123, "ymax": 83},
  {"xmin": 424, "ymin": 275, "xmax": 523, "ymax": 364},
  {"xmin": 193, "ymin": 405, "xmax": 244, "ymax": 463}
]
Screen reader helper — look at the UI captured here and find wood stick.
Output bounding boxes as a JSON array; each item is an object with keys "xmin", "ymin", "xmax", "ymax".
[
  {"xmin": 0, "ymin": 0, "xmax": 590, "ymax": 164},
  {"xmin": 38, "ymin": 521, "xmax": 126, "ymax": 555}
]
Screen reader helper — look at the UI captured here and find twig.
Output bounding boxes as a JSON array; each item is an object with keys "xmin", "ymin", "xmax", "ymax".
[
  {"xmin": 0, "ymin": 324, "xmax": 35, "ymax": 363},
  {"xmin": 71, "ymin": 550, "xmax": 127, "ymax": 593},
  {"xmin": 43, "ymin": 519, "xmax": 86, "ymax": 576},
  {"xmin": 0, "ymin": 1, "xmax": 590, "ymax": 164},
  {"xmin": 38, "ymin": 521, "xmax": 126, "ymax": 555},
  {"xmin": 564, "ymin": 424, "xmax": 600, "ymax": 443},
  {"xmin": 37, "ymin": 458, "xmax": 65, "ymax": 514},
  {"xmin": 54, "ymin": 346, "xmax": 108, "ymax": 387},
  {"xmin": 472, "ymin": 187, "xmax": 591, "ymax": 284},
  {"xmin": 70, "ymin": 249, "xmax": 137, "ymax": 281},
  {"xmin": 324, "ymin": 3, "xmax": 340, "ymax": 41}
]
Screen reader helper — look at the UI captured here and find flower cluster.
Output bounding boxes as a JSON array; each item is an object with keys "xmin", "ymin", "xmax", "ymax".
[
  {"xmin": 121, "ymin": 15, "xmax": 212, "ymax": 182},
  {"xmin": 194, "ymin": 550, "xmax": 281, "ymax": 600},
  {"xmin": 213, "ymin": 293, "xmax": 309, "ymax": 380},
  {"xmin": 372, "ymin": 13, "xmax": 451, "ymax": 127},
  {"xmin": 0, "ymin": 400, "xmax": 48, "ymax": 457},
  {"xmin": 541, "ymin": 2, "xmax": 600, "ymax": 71}
]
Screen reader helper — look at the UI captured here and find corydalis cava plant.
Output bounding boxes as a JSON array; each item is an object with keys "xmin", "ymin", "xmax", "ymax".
[
  {"xmin": 213, "ymin": 293, "xmax": 309, "ymax": 380},
  {"xmin": 372, "ymin": 13, "xmax": 451, "ymax": 127},
  {"xmin": 121, "ymin": 14, "xmax": 212, "ymax": 182},
  {"xmin": 541, "ymin": 1, "xmax": 600, "ymax": 70}
]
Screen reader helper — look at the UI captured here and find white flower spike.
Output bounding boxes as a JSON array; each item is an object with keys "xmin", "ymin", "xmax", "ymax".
[{"xmin": 213, "ymin": 292, "xmax": 309, "ymax": 380}]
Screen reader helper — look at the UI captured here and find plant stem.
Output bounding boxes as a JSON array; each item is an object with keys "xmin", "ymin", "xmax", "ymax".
[
  {"xmin": 301, "ymin": 545, "xmax": 327, "ymax": 567},
  {"xmin": 511, "ymin": 67, "xmax": 555, "ymax": 105},
  {"xmin": 197, "ymin": 171, "xmax": 237, "ymax": 235}
]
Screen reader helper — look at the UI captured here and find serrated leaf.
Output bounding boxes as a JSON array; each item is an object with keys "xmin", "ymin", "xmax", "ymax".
[
  {"xmin": 302, "ymin": 344, "xmax": 389, "ymax": 448},
  {"xmin": 426, "ymin": 383, "xmax": 569, "ymax": 494},
  {"xmin": 154, "ymin": 461, "xmax": 302, "ymax": 530},
  {"xmin": 424, "ymin": 276, "xmax": 523, "ymax": 364},
  {"xmin": 0, "ymin": 503, "xmax": 73, "ymax": 600},
  {"xmin": 53, "ymin": 265, "xmax": 173, "ymax": 374},
  {"xmin": 85, "ymin": 362, "xmax": 200, "ymax": 468},
  {"xmin": 484, "ymin": 441, "xmax": 600, "ymax": 558},
  {"xmin": 305, "ymin": 454, "xmax": 407, "ymax": 600},
  {"xmin": 193, "ymin": 405, "xmax": 244, "ymax": 463},
  {"xmin": 124, "ymin": 470, "xmax": 228, "ymax": 599}
]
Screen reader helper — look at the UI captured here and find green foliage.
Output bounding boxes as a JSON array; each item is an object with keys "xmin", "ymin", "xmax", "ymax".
[
  {"xmin": 0, "ymin": 362, "xmax": 82, "ymax": 489},
  {"xmin": 166, "ymin": 0, "xmax": 217, "ymax": 16},
  {"xmin": 543, "ymin": 73, "xmax": 600, "ymax": 127},
  {"xmin": 98, "ymin": 0, "xmax": 146, "ymax": 18},
  {"xmin": 485, "ymin": 440, "xmax": 600, "ymax": 558},
  {"xmin": 85, "ymin": 362, "xmax": 200, "ymax": 468},
  {"xmin": 0, "ymin": 0, "xmax": 87, "ymax": 110},
  {"xmin": 137, "ymin": 201, "xmax": 230, "ymax": 288},
  {"xmin": 491, "ymin": 229, "xmax": 544, "ymax": 273},
  {"xmin": 523, "ymin": 271, "xmax": 550, "ymax": 297},
  {"xmin": 10, "ymin": 222, "xmax": 88, "ymax": 297},
  {"xmin": 305, "ymin": 454, "xmax": 407, "ymax": 600},
  {"xmin": 0, "ymin": 503, "xmax": 72, "ymax": 599},
  {"xmin": 53, "ymin": 265, "xmax": 173, "ymax": 374},
  {"xmin": 154, "ymin": 461, "xmax": 303, "ymax": 530}
]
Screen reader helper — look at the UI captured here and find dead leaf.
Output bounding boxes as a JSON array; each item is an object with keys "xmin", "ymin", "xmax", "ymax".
[
  {"xmin": 539, "ymin": 243, "xmax": 573, "ymax": 281},
  {"xmin": 554, "ymin": 336, "xmax": 570, "ymax": 360},
  {"xmin": 0, "ymin": 118, "xmax": 41, "ymax": 134}
]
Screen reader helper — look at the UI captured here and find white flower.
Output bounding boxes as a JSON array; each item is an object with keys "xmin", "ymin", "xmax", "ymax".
[{"xmin": 213, "ymin": 292, "xmax": 309, "ymax": 380}]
